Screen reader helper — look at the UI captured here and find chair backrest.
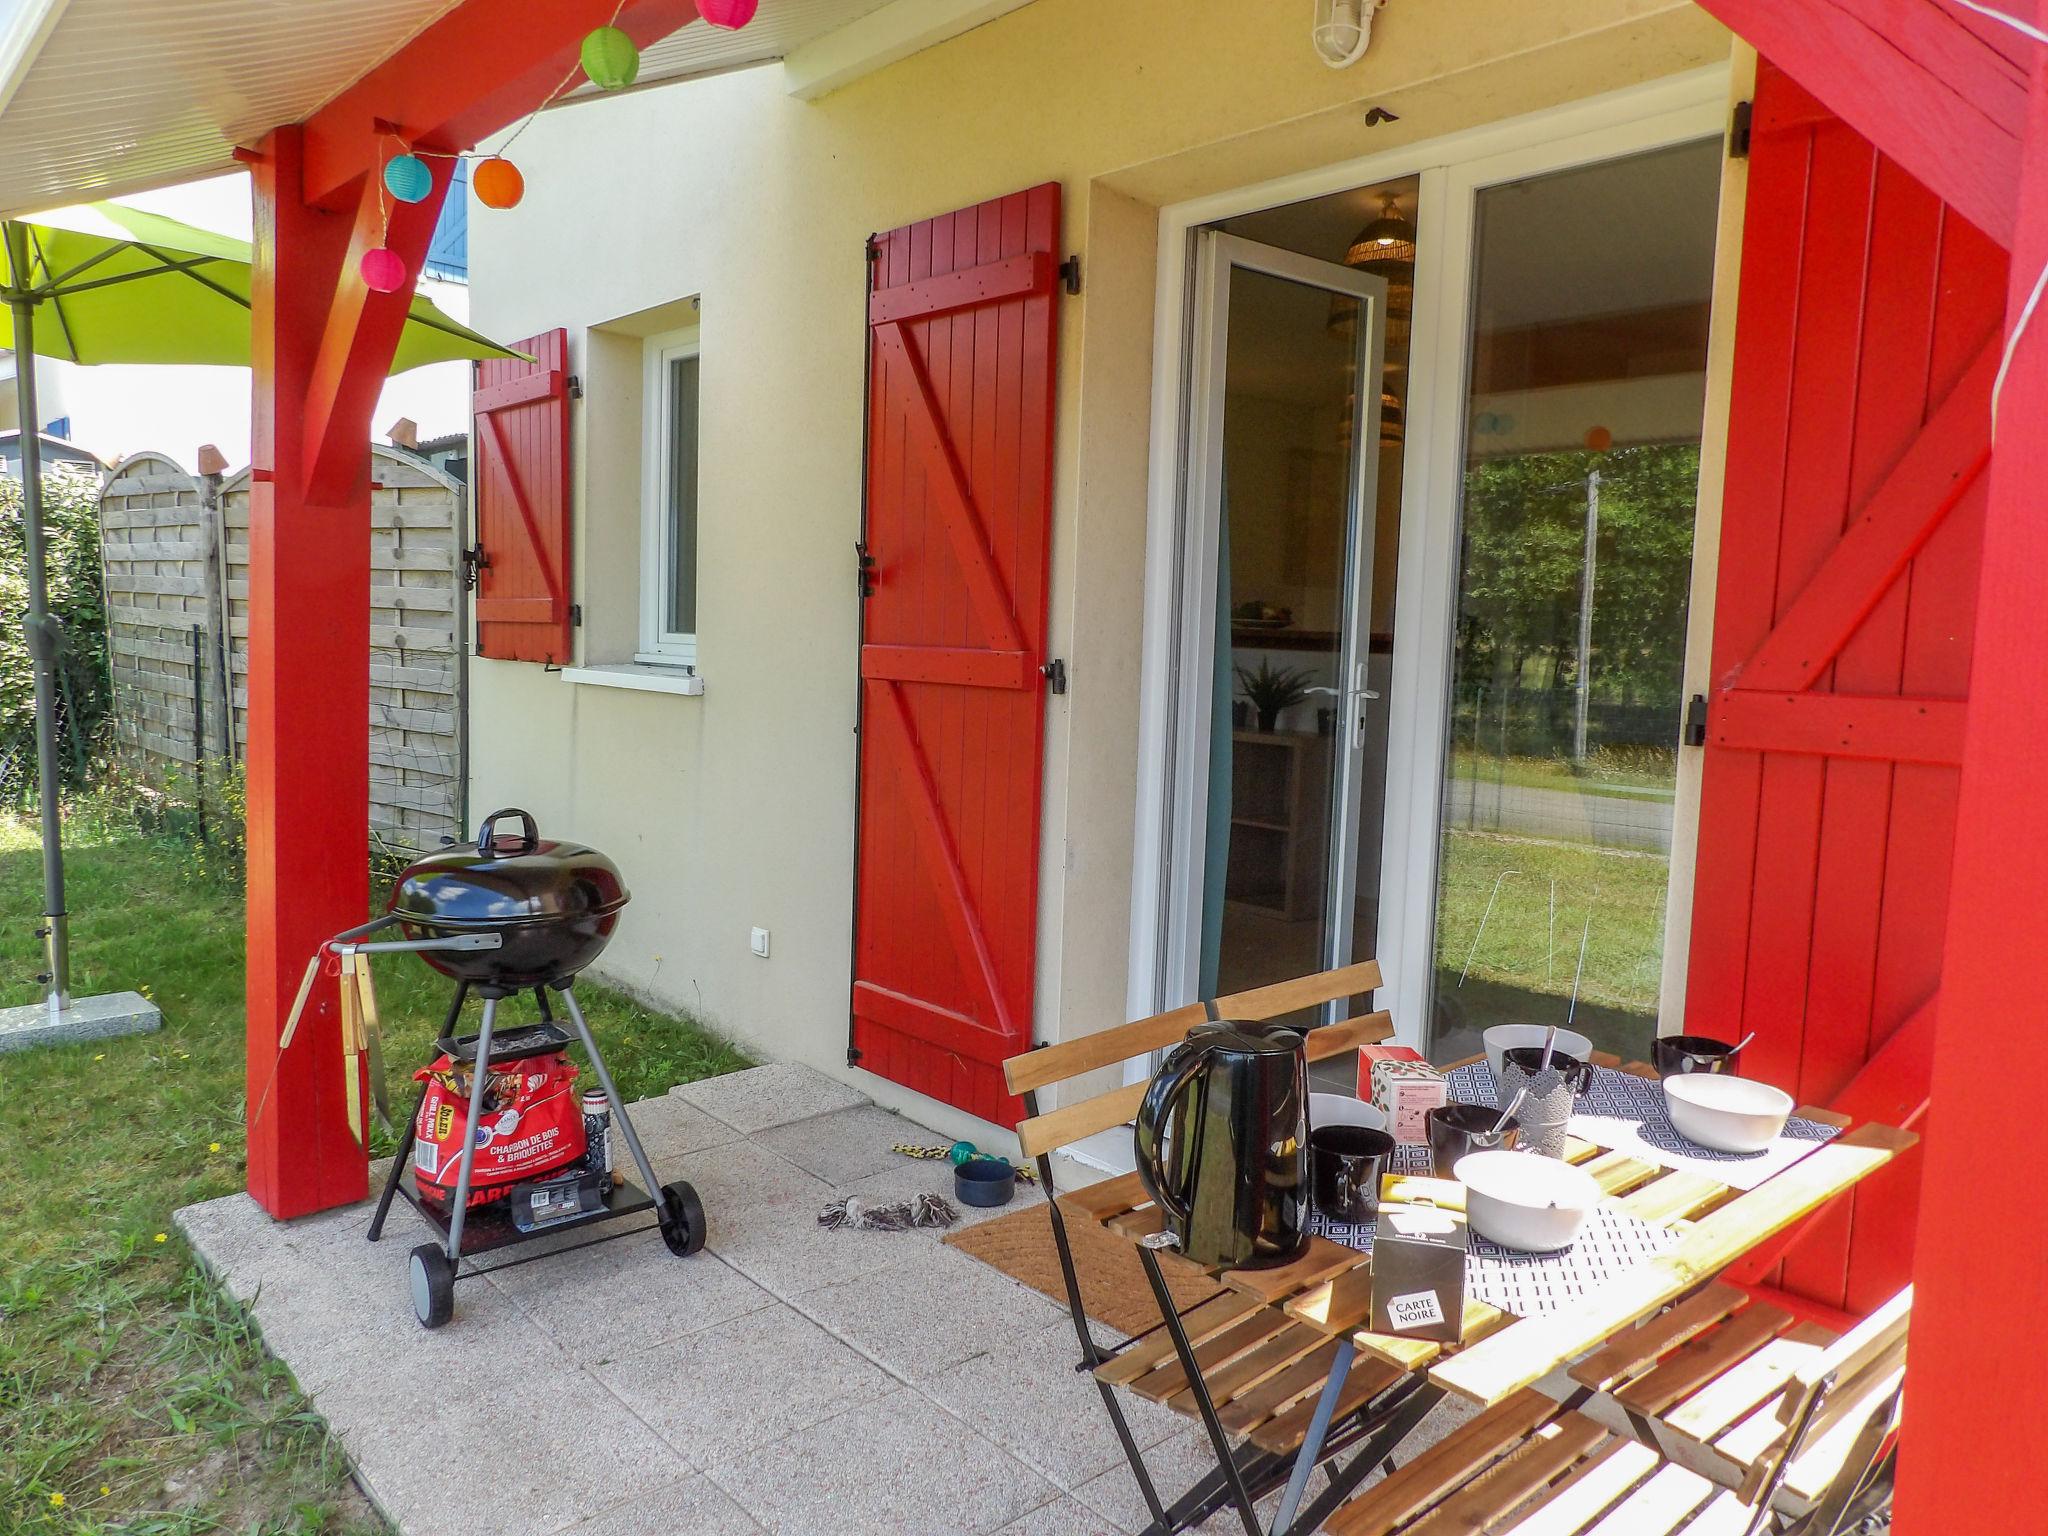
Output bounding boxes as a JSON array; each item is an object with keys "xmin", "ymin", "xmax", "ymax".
[
  {"xmin": 1003, "ymin": 960, "xmax": 1391, "ymax": 1160},
  {"xmin": 1741, "ymin": 1284, "xmax": 1910, "ymax": 1509}
]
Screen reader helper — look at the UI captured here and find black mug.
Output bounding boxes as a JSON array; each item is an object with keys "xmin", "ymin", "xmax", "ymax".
[
  {"xmin": 1426, "ymin": 1102, "xmax": 1520, "ymax": 1177},
  {"xmin": 1652, "ymin": 1035, "xmax": 1742, "ymax": 1077},
  {"xmin": 1310, "ymin": 1124, "xmax": 1394, "ymax": 1223}
]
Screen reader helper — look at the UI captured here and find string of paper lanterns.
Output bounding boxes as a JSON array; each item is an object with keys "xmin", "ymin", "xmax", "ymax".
[{"xmin": 359, "ymin": 2, "xmax": 756, "ymax": 294}]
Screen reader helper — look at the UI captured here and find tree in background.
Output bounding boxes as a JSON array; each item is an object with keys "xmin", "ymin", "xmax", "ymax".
[
  {"xmin": 1454, "ymin": 443, "xmax": 1698, "ymax": 757},
  {"xmin": 1, "ymin": 467, "xmax": 111, "ymax": 797}
]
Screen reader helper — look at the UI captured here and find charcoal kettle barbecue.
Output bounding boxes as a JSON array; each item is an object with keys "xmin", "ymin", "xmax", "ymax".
[{"xmin": 361, "ymin": 808, "xmax": 706, "ymax": 1328}]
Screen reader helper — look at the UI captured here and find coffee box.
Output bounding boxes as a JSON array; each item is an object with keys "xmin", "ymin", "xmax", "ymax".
[
  {"xmin": 1370, "ymin": 1055, "xmax": 1448, "ymax": 1143},
  {"xmin": 1369, "ymin": 1206, "xmax": 1468, "ymax": 1344},
  {"xmin": 1356, "ymin": 1042, "xmax": 1424, "ymax": 1097}
]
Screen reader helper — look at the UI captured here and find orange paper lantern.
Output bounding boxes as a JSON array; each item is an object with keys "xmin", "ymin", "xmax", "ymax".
[
  {"xmin": 1584, "ymin": 425, "xmax": 1614, "ymax": 452},
  {"xmin": 473, "ymin": 157, "xmax": 525, "ymax": 210}
]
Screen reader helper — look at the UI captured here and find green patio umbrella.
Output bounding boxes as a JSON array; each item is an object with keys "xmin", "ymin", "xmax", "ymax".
[{"xmin": 1, "ymin": 201, "xmax": 519, "ymax": 1034}]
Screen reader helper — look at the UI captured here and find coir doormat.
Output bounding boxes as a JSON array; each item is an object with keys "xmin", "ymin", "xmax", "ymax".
[{"xmin": 945, "ymin": 1199, "xmax": 1225, "ymax": 1336}]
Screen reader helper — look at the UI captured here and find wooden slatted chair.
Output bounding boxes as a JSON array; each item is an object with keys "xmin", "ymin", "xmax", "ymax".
[
  {"xmin": 1322, "ymin": 1283, "xmax": 1910, "ymax": 1536},
  {"xmin": 1002, "ymin": 960, "xmax": 1405, "ymax": 1536}
]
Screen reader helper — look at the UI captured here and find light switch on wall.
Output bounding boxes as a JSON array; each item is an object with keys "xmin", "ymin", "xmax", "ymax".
[{"xmin": 750, "ymin": 927, "xmax": 771, "ymax": 958}]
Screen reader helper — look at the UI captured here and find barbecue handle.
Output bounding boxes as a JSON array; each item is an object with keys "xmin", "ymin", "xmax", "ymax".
[{"xmin": 476, "ymin": 807, "xmax": 539, "ymax": 856}]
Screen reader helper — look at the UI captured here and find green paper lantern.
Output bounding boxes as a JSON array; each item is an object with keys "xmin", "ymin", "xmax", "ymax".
[{"xmin": 580, "ymin": 25, "xmax": 640, "ymax": 91}]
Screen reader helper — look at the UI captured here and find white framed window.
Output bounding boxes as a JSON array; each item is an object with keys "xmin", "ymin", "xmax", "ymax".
[{"xmin": 638, "ymin": 326, "xmax": 701, "ymax": 667}]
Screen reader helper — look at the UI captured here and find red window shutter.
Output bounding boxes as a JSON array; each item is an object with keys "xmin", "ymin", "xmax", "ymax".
[
  {"xmin": 849, "ymin": 184, "xmax": 1063, "ymax": 1128},
  {"xmin": 472, "ymin": 328, "xmax": 572, "ymax": 664},
  {"xmin": 1686, "ymin": 61, "xmax": 2006, "ymax": 1313}
]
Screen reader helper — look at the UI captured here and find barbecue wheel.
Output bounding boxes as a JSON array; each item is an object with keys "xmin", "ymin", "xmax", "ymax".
[
  {"xmin": 409, "ymin": 1243, "xmax": 456, "ymax": 1328},
  {"xmin": 658, "ymin": 1180, "xmax": 706, "ymax": 1257}
]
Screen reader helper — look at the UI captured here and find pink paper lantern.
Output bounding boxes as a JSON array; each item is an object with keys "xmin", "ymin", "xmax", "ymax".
[
  {"xmin": 360, "ymin": 247, "xmax": 408, "ymax": 293},
  {"xmin": 697, "ymin": 0, "xmax": 758, "ymax": 29}
]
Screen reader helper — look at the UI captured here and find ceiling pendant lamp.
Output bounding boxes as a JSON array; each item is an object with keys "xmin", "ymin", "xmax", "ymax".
[
  {"xmin": 1345, "ymin": 193, "xmax": 1417, "ymax": 276},
  {"xmin": 697, "ymin": 0, "xmax": 759, "ymax": 28}
]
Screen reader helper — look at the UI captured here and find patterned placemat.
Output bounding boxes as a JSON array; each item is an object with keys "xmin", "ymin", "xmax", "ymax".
[
  {"xmin": 1305, "ymin": 1205, "xmax": 1678, "ymax": 1316},
  {"xmin": 1444, "ymin": 1062, "xmax": 1842, "ymax": 1191}
]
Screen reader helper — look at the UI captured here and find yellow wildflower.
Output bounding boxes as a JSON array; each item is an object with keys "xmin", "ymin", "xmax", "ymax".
[
  {"xmin": 49, "ymin": 1492, "xmax": 64, "ymax": 1507},
  {"xmin": 152, "ymin": 1233, "xmax": 167, "ymax": 1244},
  {"xmin": 99, "ymin": 1485, "xmax": 109, "ymax": 1496},
  {"xmin": 208, "ymin": 1142, "xmax": 221, "ymax": 1153}
]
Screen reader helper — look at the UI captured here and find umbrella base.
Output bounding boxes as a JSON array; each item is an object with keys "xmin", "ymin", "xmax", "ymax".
[{"xmin": 0, "ymin": 990, "xmax": 161, "ymax": 1053}]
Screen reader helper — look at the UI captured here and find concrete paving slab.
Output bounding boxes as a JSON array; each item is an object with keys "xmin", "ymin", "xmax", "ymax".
[
  {"xmin": 923, "ymin": 1316, "xmax": 1184, "ymax": 1492},
  {"xmin": 560, "ymin": 1477, "xmax": 767, "ymax": 1536},
  {"xmin": 0, "ymin": 989, "xmax": 160, "ymax": 1052},
  {"xmin": 341, "ymin": 1367, "xmax": 694, "ymax": 1536},
  {"xmin": 484, "ymin": 1226, "xmax": 778, "ymax": 1359},
  {"xmin": 678, "ymin": 1138, "xmax": 836, "ymax": 1212},
  {"xmin": 620, "ymin": 1092, "xmax": 745, "ymax": 1165},
  {"xmin": 706, "ymin": 1190, "xmax": 925, "ymax": 1297},
  {"xmin": 590, "ymin": 1303, "xmax": 893, "ymax": 1471},
  {"xmin": 673, "ymin": 1062, "xmax": 867, "ymax": 1134},
  {"xmin": 753, "ymin": 1103, "xmax": 930, "ymax": 1183},
  {"xmin": 994, "ymin": 1498, "xmax": 1124, "ymax": 1535},
  {"xmin": 708, "ymin": 1386, "xmax": 1058, "ymax": 1536},
  {"xmin": 788, "ymin": 1242, "xmax": 1066, "ymax": 1381}
]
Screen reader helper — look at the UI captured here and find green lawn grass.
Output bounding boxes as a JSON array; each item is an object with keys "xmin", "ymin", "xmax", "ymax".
[
  {"xmin": 1432, "ymin": 829, "xmax": 1670, "ymax": 1061},
  {"xmin": 1445, "ymin": 748, "xmax": 1677, "ymax": 801},
  {"xmin": 0, "ymin": 807, "xmax": 749, "ymax": 1534}
]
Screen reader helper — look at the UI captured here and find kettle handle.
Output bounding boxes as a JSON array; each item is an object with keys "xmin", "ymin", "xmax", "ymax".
[{"xmin": 1134, "ymin": 1045, "xmax": 1206, "ymax": 1231}]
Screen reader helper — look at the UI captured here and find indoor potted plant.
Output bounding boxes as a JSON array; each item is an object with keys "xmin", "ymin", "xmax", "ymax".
[{"xmin": 1235, "ymin": 660, "xmax": 1315, "ymax": 733}]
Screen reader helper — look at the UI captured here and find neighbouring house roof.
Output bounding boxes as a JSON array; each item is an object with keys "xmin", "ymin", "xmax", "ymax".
[
  {"xmin": 0, "ymin": 429, "xmax": 108, "ymax": 472},
  {"xmin": 0, "ymin": 0, "xmax": 908, "ymax": 219}
]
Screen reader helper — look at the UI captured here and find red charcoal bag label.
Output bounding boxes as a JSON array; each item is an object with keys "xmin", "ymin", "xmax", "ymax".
[{"xmin": 412, "ymin": 1052, "xmax": 586, "ymax": 1205}]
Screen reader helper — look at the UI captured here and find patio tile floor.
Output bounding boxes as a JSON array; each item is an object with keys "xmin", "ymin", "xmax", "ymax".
[
  {"xmin": 175, "ymin": 1063, "xmax": 1426, "ymax": 1535},
  {"xmin": 176, "ymin": 1065, "xmax": 1104, "ymax": 1535}
]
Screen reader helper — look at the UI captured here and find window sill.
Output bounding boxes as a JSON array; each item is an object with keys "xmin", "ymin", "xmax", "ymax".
[{"xmin": 558, "ymin": 663, "xmax": 704, "ymax": 696}]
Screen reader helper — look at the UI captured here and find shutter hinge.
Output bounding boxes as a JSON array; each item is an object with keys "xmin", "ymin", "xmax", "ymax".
[
  {"xmin": 568, "ymin": 374, "xmax": 584, "ymax": 400},
  {"xmin": 1728, "ymin": 100, "xmax": 1753, "ymax": 160},
  {"xmin": 569, "ymin": 604, "xmax": 583, "ymax": 627},
  {"xmin": 847, "ymin": 1045, "xmax": 864, "ymax": 1065},
  {"xmin": 1684, "ymin": 693, "xmax": 1709, "ymax": 748},
  {"xmin": 1041, "ymin": 658, "xmax": 1068, "ymax": 695},
  {"xmin": 461, "ymin": 543, "xmax": 490, "ymax": 592},
  {"xmin": 1059, "ymin": 255, "xmax": 1082, "ymax": 296},
  {"xmin": 856, "ymin": 540, "xmax": 878, "ymax": 599}
]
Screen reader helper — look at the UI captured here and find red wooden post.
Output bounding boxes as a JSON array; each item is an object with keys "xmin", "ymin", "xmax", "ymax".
[
  {"xmin": 243, "ymin": 128, "xmax": 449, "ymax": 1218},
  {"xmin": 1894, "ymin": 50, "xmax": 2048, "ymax": 1528}
]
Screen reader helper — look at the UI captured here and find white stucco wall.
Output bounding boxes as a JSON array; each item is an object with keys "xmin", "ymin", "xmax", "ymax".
[{"xmin": 465, "ymin": 0, "xmax": 1731, "ymax": 1138}]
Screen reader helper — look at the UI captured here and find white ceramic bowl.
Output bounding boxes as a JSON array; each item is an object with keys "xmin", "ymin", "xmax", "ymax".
[
  {"xmin": 1663, "ymin": 1073, "xmax": 1793, "ymax": 1153},
  {"xmin": 1309, "ymin": 1092, "xmax": 1388, "ymax": 1135},
  {"xmin": 1455, "ymin": 1149, "xmax": 1601, "ymax": 1252},
  {"xmin": 1483, "ymin": 1025, "xmax": 1593, "ymax": 1078}
]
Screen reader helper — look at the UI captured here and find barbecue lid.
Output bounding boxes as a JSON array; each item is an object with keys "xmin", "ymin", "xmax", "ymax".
[{"xmin": 388, "ymin": 808, "xmax": 629, "ymax": 932}]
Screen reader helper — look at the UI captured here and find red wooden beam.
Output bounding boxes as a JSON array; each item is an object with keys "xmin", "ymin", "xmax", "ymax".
[
  {"xmin": 1894, "ymin": 47, "xmax": 2048, "ymax": 1526},
  {"xmin": 1695, "ymin": 0, "xmax": 2025, "ymax": 247},
  {"xmin": 300, "ymin": 0, "xmax": 700, "ymax": 209},
  {"xmin": 301, "ymin": 161, "xmax": 452, "ymax": 504},
  {"xmin": 243, "ymin": 124, "xmax": 377, "ymax": 1219}
]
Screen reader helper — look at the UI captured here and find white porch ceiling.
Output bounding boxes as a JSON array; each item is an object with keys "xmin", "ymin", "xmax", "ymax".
[{"xmin": 0, "ymin": 0, "xmax": 900, "ymax": 220}]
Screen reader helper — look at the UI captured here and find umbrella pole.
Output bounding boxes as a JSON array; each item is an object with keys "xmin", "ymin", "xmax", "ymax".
[{"xmin": 4, "ymin": 242, "xmax": 70, "ymax": 1017}]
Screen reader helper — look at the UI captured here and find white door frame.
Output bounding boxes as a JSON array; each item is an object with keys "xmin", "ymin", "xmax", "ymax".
[
  {"xmin": 1127, "ymin": 65, "xmax": 1732, "ymax": 1056},
  {"xmin": 1167, "ymin": 232, "xmax": 1389, "ymax": 1010}
]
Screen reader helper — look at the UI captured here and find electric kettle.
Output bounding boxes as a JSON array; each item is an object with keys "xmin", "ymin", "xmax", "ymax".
[{"xmin": 1133, "ymin": 1019, "xmax": 1310, "ymax": 1270}]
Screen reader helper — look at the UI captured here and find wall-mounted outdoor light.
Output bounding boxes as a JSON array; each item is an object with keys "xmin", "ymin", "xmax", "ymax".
[{"xmin": 1312, "ymin": 0, "xmax": 1388, "ymax": 69}]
